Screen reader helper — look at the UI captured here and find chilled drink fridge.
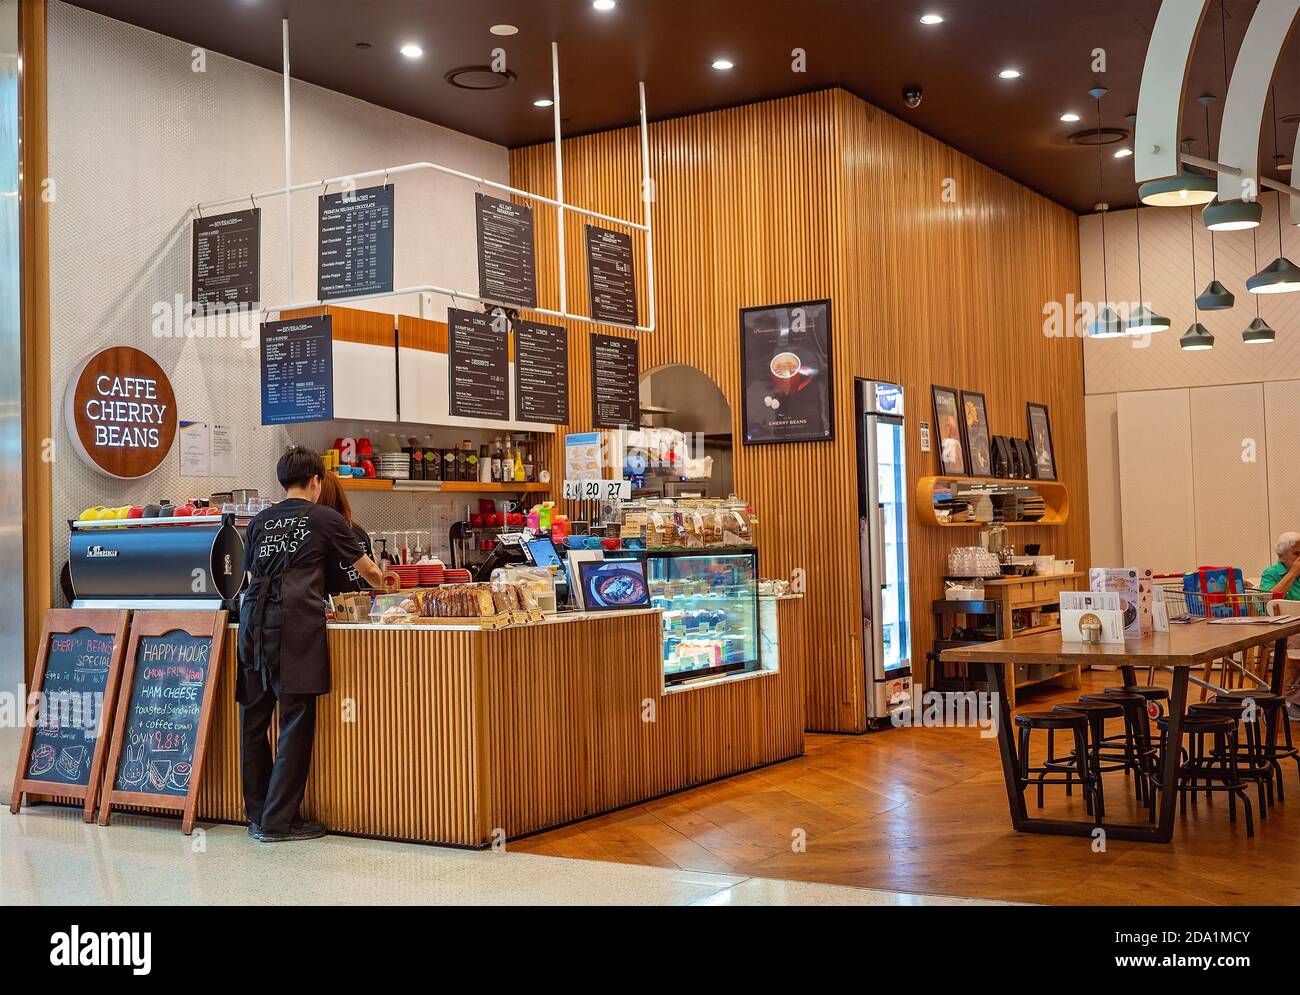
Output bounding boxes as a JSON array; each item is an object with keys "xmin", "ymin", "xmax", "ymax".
[{"xmin": 855, "ymin": 379, "xmax": 913, "ymax": 727}]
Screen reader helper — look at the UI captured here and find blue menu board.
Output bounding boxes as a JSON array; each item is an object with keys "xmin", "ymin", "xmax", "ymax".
[
  {"xmin": 318, "ymin": 184, "xmax": 395, "ymax": 301},
  {"xmin": 261, "ymin": 315, "xmax": 334, "ymax": 425}
]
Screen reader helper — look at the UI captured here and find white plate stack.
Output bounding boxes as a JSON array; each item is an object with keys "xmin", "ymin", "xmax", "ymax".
[{"xmin": 374, "ymin": 453, "xmax": 410, "ymax": 480}]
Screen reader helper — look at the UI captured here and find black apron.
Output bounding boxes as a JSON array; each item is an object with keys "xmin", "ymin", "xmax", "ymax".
[{"xmin": 237, "ymin": 531, "xmax": 331, "ymax": 703}]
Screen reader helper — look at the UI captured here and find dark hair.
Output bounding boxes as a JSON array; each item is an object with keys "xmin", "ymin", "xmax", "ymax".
[
  {"xmin": 277, "ymin": 447, "xmax": 325, "ymax": 490},
  {"xmin": 317, "ymin": 471, "xmax": 354, "ymax": 527}
]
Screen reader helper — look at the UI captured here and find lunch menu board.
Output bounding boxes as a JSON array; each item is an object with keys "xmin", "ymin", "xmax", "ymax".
[
  {"xmin": 24, "ymin": 628, "xmax": 116, "ymax": 787},
  {"xmin": 261, "ymin": 314, "xmax": 334, "ymax": 425},
  {"xmin": 192, "ymin": 208, "xmax": 261, "ymax": 313},
  {"xmin": 476, "ymin": 193, "xmax": 538, "ymax": 308},
  {"xmin": 317, "ymin": 184, "xmax": 394, "ymax": 301},
  {"xmin": 112, "ymin": 631, "xmax": 215, "ymax": 797},
  {"xmin": 515, "ymin": 320, "xmax": 569, "ymax": 424},
  {"xmin": 448, "ymin": 308, "xmax": 509, "ymax": 420},
  {"xmin": 586, "ymin": 225, "xmax": 638, "ymax": 327},
  {"xmin": 590, "ymin": 333, "xmax": 640, "ymax": 429}
]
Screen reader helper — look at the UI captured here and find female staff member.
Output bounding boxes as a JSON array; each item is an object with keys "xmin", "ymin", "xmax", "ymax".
[
  {"xmin": 239, "ymin": 447, "xmax": 384, "ymax": 843},
  {"xmin": 318, "ymin": 472, "xmax": 377, "ymax": 592}
]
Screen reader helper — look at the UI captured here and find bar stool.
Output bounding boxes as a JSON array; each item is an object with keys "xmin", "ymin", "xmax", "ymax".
[
  {"xmin": 1213, "ymin": 689, "xmax": 1299, "ymax": 801},
  {"xmin": 1154, "ymin": 712, "xmax": 1254, "ymax": 837},
  {"xmin": 1079, "ymin": 692, "xmax": 1157, "ymax": 803},
  {"xmin": 1014, "ymin": 709, "xmax": 1098, "ymax": 819},
  {"xmin": 1188, "ymin": 700, "xmax": 1270, "ymax": 817},
  {"xmin": 1046, "ymin": 699, "xmax": 1125, "ymax": 820}
]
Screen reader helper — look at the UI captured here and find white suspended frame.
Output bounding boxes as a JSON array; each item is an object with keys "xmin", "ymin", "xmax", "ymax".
[{"xmin": 195, "ymin": 24, "xmax": 656, "ymax": 333}]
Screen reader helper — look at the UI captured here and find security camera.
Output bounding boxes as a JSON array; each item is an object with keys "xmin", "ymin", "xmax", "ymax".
[{"xmin": 903, "ymin": 85, "xmax": 923, "ymax": 109}]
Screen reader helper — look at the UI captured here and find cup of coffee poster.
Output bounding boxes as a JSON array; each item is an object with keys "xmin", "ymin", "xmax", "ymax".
[{"xmin": 740, "ymin": 299, "xmax": 833, "ymax": 445}]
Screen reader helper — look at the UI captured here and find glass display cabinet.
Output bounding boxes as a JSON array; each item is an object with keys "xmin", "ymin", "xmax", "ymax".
[{"xmin": 609, "ymin": 547, "xmax": 760, "ymax": 685}]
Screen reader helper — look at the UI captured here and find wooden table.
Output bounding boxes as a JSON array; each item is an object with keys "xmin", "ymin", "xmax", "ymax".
[{"xmin": 942, "ymin": 619, "xmax": 1300, "ymax": 843}]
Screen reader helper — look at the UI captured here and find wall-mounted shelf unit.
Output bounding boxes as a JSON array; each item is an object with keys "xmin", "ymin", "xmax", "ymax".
[
  {"xmin": 337, "ymin": 478, "xmax": 550, "ymax": 495},
  {"xmin": 915, "ymin": 476, "xmax": 1070, "ymax": 528}
]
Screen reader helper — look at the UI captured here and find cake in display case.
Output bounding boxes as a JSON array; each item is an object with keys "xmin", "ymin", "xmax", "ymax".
[{"xmin": 611, "ymin": 547, "xmax": 760, "ymax": 684}]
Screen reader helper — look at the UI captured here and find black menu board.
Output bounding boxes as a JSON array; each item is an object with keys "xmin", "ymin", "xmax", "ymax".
[
  {"xmin": 476, "ymin": 193, "xmax": 538, "ymax": 308},
  {"xmin": 261, "ymin": 314, "xmax": 334, "ymax": 425},
  {"xmin": 586, "ymin": 225, "xmax": 638, "ymax": 327},
  {"xmin": 112, "ymin": 631, "xmax": 215, "ymax": 798},
  {"xmin": 740, "ymin": 299, "xmax": 834, "ymax": 445},
  {"xmin": 590, "ymin": 333, "xmax": 640, "ymax": 429},
  {"xmin": 515, "ymin": 320, "xmax": 569, "ymax": 424},
  {"xmin": 24, "ymin": 628, "xmax": 116, "ymax": 787},
  {"xmin": 448, "ymin": 308, "xmax": 509, "ymax": 420},
  {"xmin": 317, "ymin": 184, "xmax": 394, "ymax": 301},
  {"xmin": 192, "ymin": 208, "xmax": 260, "ymax": 313}
]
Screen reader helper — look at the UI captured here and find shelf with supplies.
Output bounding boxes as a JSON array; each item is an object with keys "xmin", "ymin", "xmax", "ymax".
[
  {"xmin": 915, "ymin": 476, "xmax": 1070, "ymax": 528},
  {"xmin": 337, "ymin": 478, "xmax": 551, "ymax": 494}
]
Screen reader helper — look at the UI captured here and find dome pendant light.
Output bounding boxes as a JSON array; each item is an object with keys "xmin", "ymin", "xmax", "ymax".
[
  {"xmin": 1248, "ymin": 88, "xmax": 1300, "ymax": 294},
  {"xmin": 1243, "ymin": 225, "xmax": 1276, "ymax": 344},
  {"xmin": 1126, "ymin": 208, "xmax": 1171, "ymax": 334},
  {"xmin": 1087, "ymin": 88, "xmax": 1125, "ymax": 339},
  {"xmin": 1138, "ymin": 164, "xmax": 1218, "ymax": 208},
  {"xmin": 1202, "ymin": 11, "xmax": 1261, "ymax": 233},
  {"xmin": 1181, "ymin": 207, "xmax": 1215, "ymax": 350},
  {"xmin": 1194, "ymin": 96, "xmax": 1235, "ymax": 310}
]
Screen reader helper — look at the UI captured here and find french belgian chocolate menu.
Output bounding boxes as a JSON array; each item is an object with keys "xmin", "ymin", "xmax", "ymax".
[
  {"xmin": 192, "ymin": 208, "xmax": 260, "ymax": 313},
  {"xmin": 585, "ymin": 225, "xmax": 638, "ymax": 326},
  {"xmin": 514, "ymin": 320, "xmax": 569, "ymax": 424},
  {"xmin": 590, "ymin": 333, "xmax": 640, "ymax": 429},
  {"xmin": 317, "ymin": 185, "xmax": 394, "ymax": 301},
  {"xmin": 476, "ymin": 193, "xmax": 538, "ymax": 308},
  {"xmin": 448, "ymin": 308, "xmax": 509, "ymax": 420}
]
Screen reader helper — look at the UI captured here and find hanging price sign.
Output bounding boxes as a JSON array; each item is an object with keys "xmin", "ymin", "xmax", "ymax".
[{"xmin": 564, "ymin": 479, "xmax": 631, "ymax": 501}]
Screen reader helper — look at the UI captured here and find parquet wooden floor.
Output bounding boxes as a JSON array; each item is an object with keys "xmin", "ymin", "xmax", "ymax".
[{"xmin": 511, "ymin": 671, "xmax": 1300, "ymax": 905}]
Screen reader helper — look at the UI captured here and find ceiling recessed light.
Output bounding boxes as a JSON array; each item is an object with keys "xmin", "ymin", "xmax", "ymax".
[
  {"xmin": 1059, "ymin": 112, "xmax": 1080, "ymax": 123},
  {"xmin": 712, "ymin": 58, "xmax": 735, "ymax": 71},
  {"xmin": 920, "ymin": 13, "xmax": 944, "ymax": 24},
  {"xmin": 593, "ymin": 0, "xmax": 616, "ymax": 10},
  {"xmin": 490, "ymin": 24, "xmax": 518, "ymax": 36},
  {"xmin": 999, "ymin": 68, "xmax": 1022, "ymax": 79},
  {"xmin": 534, "ymin": 98, "xmax": 554, "ymax": 108},
  {"xmin": 1114, "ymin": 147, "xmax": 1133, "ymax": 159},
  {"xmin": 400, "ymin": 43, "xmax": 423, "ymax": 59}
]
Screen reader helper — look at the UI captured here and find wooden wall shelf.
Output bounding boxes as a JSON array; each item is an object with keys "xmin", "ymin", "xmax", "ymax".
[
  {"xmin": 915, "ymin": 476, "xmax": 1070, "ymax": 528},
  {"xmin": 337, "ymin": 478, "xmax": 550, "ymax": 495}
]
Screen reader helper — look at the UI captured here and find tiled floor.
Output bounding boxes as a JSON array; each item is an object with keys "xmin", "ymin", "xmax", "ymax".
[{"xmin": 0, "ymin": 806, "xmax": 1004, "ymax": 906}]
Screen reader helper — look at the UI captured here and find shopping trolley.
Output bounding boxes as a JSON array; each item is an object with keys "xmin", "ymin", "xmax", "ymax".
[{"xmin": 1159, "ymin": 588, "xmax": 1279, "ymax": 696}]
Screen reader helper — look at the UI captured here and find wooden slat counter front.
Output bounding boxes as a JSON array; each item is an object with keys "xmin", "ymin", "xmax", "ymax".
[{"xmin": 193, "ymin": 602, "xmax": 806, "ymax": 846}]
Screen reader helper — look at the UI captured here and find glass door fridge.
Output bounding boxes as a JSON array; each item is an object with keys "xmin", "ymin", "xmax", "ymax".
[{"xmin": 855, "ymin": 379, "xmax": 913, "ymax": 727}]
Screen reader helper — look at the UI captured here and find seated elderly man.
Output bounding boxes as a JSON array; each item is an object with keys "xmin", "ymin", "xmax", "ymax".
[{"xmin": 1260, "ymin": 531, "xmax": 1300, "ymax": 719}]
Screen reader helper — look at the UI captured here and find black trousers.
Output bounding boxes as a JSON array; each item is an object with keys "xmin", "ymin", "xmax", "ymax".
[{"xmin": 239, "ymin": 673, "xmax": 318, "ymax": 834}]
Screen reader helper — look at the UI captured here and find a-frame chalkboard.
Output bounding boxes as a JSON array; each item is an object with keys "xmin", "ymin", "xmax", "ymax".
[
  {"xmin": 10, "ymin": 609, "xmax": 131, "ymax": 821},
  {"xmin": 98, "ymin": 610, "xmax": 227, "ymax": 834}
]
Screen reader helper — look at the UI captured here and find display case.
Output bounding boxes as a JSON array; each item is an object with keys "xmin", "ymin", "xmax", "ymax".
[{"xmin": 609, "ymin": 546, "xmax": 760, "ymax": 685}]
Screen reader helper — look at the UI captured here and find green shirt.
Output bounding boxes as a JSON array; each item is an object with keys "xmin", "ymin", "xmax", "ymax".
[{"xmin": 1260, "ymin": 561, "xmax": 1300, "ymax": 600}]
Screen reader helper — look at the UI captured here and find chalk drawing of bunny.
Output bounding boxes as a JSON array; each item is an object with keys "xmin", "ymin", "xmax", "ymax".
[{"xmin": 120, "ymin": 744, "xmax": 145, "ymax": 787}]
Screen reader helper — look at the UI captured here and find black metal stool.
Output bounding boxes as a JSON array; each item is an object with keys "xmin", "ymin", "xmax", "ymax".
[
  {"xmin": 1080, "ymin": 692, "xmax": 1157, "ymax": 803},
  {"xmin": 1154, "ymin": 712, "xmax": 1254, "ymax": 837},
  {"xmin": 1189, "ymin": 700, "xmax": 1270, "ymax": 817},
  {"xmin": 1014, "ymin": 709, "xmax": 1098, "ymax": 819},
  {"xmin": 1213, "ymin": 689, "xmax": 1299, "ymax": 800},
  {"xmin": 1045, "ymin": 699, "xmax": 1125, "ymax": 820}
]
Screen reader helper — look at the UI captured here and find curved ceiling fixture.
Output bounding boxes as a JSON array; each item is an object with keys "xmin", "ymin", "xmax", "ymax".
[{"xmin": 1135, "ymin": 0, "xmax": 1212, "ymax": 200}]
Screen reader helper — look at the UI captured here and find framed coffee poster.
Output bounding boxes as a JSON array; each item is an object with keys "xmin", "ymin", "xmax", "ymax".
[
  {"xmin": 1027, "ymin": 402, "xmax": 1057, "ymax": 481},
  {"xmin": 740, "ymin": 299, "xmax": 833, "ymax": 445},
  {"xmin": 960, "ymin": 390, "xmax": 993, "ymax": 477},
  {"xmin": 930, "ymin": 385, "xmax": 966, "ymax": 476}
]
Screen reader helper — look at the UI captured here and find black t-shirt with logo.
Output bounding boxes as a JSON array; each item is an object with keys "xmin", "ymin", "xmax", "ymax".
[
  {"xmin": 325, "ymin": 524, "xmax": 375, "ymax": 594},
  {"xmin": 237, "ymin": 498, "xmax": 364, "ymax": 698}
]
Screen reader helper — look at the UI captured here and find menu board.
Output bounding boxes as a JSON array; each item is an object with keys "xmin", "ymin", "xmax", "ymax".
[
  {"xmin": 448, "ymin": 308, "xmax": 509, "ymax": 420},
  {"xmin": 740, "ymin": 299, "xmax": 835, "ymax": 445},
  {"xmin": 24, "ymin": 629, "xmax": 116, "ymax": 787},
  {"xmin": 590, "ymin": 333, "xmax": 640, "ymax": 429},
  {"xmin": 317, "ymin": 184, "xmax": 394, "ymax": 301},
  {"xmin": 476, "ymin": 193, "xmax": 538, "ymax": 308},
  {"xmin": 586, "ymin": 225, "xmax": 638, "ymax": 327},
  {"xmin": 260, "ymin": 315, "xmax": 334, "ymax": 425},
  {"xmin": 192, "ymin": 208, "xmax": 260, "ymax": 313},
  {"xmin": 111, "ymin": 631, "xmax": 215, "ymax": 798},
  {"xmin": 515, "ymin": 320, "xmax": 569, "ymax": 424}
]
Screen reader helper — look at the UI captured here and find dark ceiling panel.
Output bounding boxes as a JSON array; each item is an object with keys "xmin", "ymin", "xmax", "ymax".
[{"xmin": 65, "ymin": 0, "xmax": 1300, "ymax": 213}]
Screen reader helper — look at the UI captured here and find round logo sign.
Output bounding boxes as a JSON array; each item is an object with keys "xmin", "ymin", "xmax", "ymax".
[{"xmin": 63, "ymin": 347, "xmax": 177, "ymax": 478}]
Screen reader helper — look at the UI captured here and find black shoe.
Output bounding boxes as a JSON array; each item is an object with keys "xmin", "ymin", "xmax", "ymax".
[
  {"xmin": 247, "ymin": 822, "xmax": 259, "ymax": 837},
  {"xmin": 252, "ymin": 819, "xmax": 328, "ymax": 844}
]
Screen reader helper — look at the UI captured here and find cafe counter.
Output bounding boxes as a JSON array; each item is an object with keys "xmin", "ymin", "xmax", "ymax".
[{"xmin": 190, "ymin": 600, "xmax": 806, "ymax": 846}]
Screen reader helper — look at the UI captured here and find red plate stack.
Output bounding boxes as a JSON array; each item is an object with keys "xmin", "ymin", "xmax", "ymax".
[
  {"xmin": 443, "ymin": 568, "xmax": 472, "ymax": 585},
  {"xmin": 390, "ymin": 565, "xmax": 420, "ymax": 589},
  {"xmin": 418, "ymin": 562, "xmax": 445, "ymax": 586}
]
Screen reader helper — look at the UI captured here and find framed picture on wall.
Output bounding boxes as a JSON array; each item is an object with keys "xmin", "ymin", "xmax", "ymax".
[
  {"xmin": 930, "ymin": 385, "xmax": 966, "ymax": 475},
  {"xmin": 960, "ymin": 390, "xmax": 993, "ymax": 477},
  {"xmin": 1027, "ymin": 402, "xmax": 1057, "ymax": 481},
  {"xmin": 739, "ymin": 299, "xmax": 834, "ymax": 445}
]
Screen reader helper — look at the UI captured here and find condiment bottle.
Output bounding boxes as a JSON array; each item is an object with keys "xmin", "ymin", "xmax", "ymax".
[{"xmin": 463, "ymin": 440, "xmax": 476, "ymax": 482}]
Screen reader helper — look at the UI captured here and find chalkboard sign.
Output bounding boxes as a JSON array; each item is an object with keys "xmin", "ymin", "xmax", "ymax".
[
  {"xmin": 515, "ymin": 319, "xmax": 569, "ymax": 424},
  {"xmin": 476, "ymin": 193, "xmax": 538, "ymax": 308},
  {"xmin": 590, "ymin": 333, "xmax": 641, "ymax": 429},
  {"xmin": 448, "ymin": 308, "xmax": 509, "ymax": 421},
  {"xmin": 99, "ymin": 611, "xmax": 227, "ymax": 834},
  {"xmin": 192, "ymin": 207, "xmax": 261, "ymax": 314},
  {"xmin": 586, "ymin": 225, "xmax": 638, "ymax": 327},
  {"xmin": 10, "ymin": 610, "xmax": 130, "ymax": 821},
  {"xmin": 317, "ymin": 184, "xmax": 394, "ymax": 301}
]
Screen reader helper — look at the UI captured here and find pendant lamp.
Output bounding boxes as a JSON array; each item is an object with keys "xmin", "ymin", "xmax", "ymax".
[
  {"xmin": 1138, "ymin": 165, "xmax": 1217, "ymax": 208},
  {"xmin": 1087, "ymin": 88, "xmax": 1124, "ymax": 339},
  {"xmin": 1181, "ymin": 207, "xmax": 1215, "ymax": 350},
  {"xmin": 1202, "ymin": 9, "xmax": 1261, "ymax": 233},
  {"xmin": 1194, "ymin": 96, "xmax": 1235, "ymax": 309},
  {"xmin": 1248, "ymin": 88, "xmax": 1300, "ymax": 294},
  {"xmin": 1242, "ymin": 225, "xmax": 1276, "ymax": 344},
  {"xmin": 1126, "ymin": 208, "xmax": 1170, "ymax": 334}
]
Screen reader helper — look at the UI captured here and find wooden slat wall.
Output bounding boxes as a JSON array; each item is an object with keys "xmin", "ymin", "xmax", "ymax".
[
  {"xmin": 510, "ymin": 88, "xmax": 1088, "ymax": 732},
  {"xmin": 281, "ymin": 305, "xmax": 396, "ymax": 348}
]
